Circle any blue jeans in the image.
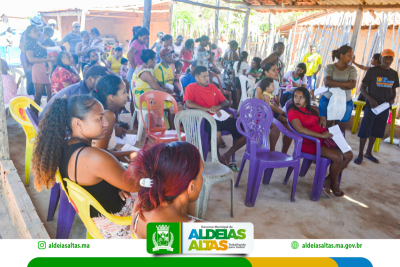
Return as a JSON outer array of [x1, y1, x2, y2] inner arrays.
[[22, 63, 35, 95], [306, 75, 316, 90], [319, 95, 353, 122]]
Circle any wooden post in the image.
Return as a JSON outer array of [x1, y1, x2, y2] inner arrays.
[[81, 9, 86, 31], [143, 0, 152, 47], [240, 8, 250, 52], [215, 0, 220, 43], [57, 14, 62, 38], [170, 2, 174, 35], [0, 61, 10, 160], [350, 8, 363, 51]]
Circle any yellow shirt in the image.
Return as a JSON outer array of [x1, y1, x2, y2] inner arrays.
[[302, 53, 322, 76], [107, 55, 122, 74], [261, 91, 274, 106], [153, 63, 174, 85]]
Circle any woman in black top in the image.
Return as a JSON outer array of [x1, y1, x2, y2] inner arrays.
[[32, 95, 140, 238], [24, 25, 56, 114]]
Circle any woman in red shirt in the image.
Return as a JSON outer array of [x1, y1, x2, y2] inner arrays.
[[288, 87, 353, 198], [50, 52, 80, 95]]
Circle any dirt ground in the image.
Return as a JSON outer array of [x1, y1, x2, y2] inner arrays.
[[4, 97, 400, 239]]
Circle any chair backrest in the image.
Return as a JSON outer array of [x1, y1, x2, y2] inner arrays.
[[174, 109, 219, 163], [63, 178, 132, 239], [9, 96, 42, 142], [237, 98, 273, 150], [24, 107, 40, 132], [139, 90, 179, 134], [179, 74, 185, 95], [0, 46, 6, 58], [238, 75, 254, 111]]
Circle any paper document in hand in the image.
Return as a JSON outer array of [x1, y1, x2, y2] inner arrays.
[[314, 86, 328, 96], [328, 125, 351, 153], [213, 110, 230, 121], [116, 134, 137, 146], [372, 102, 390, 115], [121, 143, 140, 152], [165, 83, 174, 90]]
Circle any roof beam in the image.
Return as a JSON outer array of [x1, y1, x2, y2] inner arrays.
[[173, 0, 247, 13], [40, 11, 82, 16], [236, 4, 400, 11], [221, 0, 248, 4]]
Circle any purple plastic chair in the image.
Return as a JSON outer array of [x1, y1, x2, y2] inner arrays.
[[284, 100, 342, 201], [235, 99, 303, 207], [201, 108, 238, 162], [24, 107, 76, 238]]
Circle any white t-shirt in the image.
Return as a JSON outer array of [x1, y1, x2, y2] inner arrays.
[[233, 61, 250, 76], [284, 71, 307, 87], [173, 43, 183, 56]]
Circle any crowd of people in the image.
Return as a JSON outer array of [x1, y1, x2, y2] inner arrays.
[[2, 17, 398, 240]]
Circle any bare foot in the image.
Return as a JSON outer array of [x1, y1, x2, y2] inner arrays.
[[218, 153, 230, 167]]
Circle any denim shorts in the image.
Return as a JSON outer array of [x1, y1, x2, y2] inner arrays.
[[318, 95, 353, 122]]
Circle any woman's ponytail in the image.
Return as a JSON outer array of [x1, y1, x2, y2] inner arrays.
[[237, 51, 248, 73], [32, 98, 68, 191]]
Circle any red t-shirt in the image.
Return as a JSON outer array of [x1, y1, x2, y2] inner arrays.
[[183, 83, 226, 113], [288, 107, 327, 155], [50, 66, 79, 94]]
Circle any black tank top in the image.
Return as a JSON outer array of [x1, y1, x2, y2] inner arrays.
[[59, 142, 125, 218]]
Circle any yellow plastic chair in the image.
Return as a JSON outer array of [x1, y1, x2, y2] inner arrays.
[[63, 178, 133, 239], [351, 99, 366, 134], [9, 96, 42, 185], [374, 104, 398, 152]]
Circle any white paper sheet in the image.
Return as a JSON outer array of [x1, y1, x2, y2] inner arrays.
[[328, 125, 352, 153], [47, 46, 62, 55], [116, 134, 137, 146], [213, 109, 230, 121], [121, 143, 141, 152], [314, 86, 329, 96], [165, 83, 174, 90], [372, 102, 390, 115]]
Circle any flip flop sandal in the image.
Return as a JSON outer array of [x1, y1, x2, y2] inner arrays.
[[322, 186, 332, 198], [229, 163, 239, 172], [353, 158, 363, 165], [364, 156, 379, 164]]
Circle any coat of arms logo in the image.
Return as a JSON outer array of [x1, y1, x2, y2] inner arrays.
[[152, 225, 174, 251]]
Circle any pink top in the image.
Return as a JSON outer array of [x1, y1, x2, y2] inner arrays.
[[129, 39, 147, 68], [2, 74, 18, 104], [182, 48, 193, 73]]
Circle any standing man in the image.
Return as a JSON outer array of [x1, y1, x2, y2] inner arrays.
[[19, 16, 45, 95], [47, 19, 61, 44], [302, 44, 322, 101], [354, 49, 399, 165], [59, 22, 82, 54], [219, 34, 228, 53]]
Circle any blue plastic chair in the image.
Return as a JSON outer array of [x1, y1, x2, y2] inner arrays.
[[235, 98, 303, 207], [284, 100, 342, 201], [0, 46, 6, 58]]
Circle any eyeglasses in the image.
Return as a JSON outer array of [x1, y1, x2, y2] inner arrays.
[[74, 26, 81, 28]]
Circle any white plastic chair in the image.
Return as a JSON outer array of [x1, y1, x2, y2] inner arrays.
[[174, 109, 234, 220], [238, 75, 254, 112], [9, 67, 27, 95], [131, 96, 148, 141]]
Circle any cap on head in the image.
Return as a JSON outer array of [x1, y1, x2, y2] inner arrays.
[[381, 49, 395, 58], [48, 19, 56, 25], [160, 46, 174, 57]]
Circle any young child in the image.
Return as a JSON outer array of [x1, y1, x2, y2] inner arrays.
[[255, 77, 276, 106], [90, 27, 105, 55], [40, 27, 57, 74], [247, 57, 264, 83], [120, 57, 129, 79], [174, 61, 184, 95], [82, 49, 100, 77], [60, 46, 67, 52]]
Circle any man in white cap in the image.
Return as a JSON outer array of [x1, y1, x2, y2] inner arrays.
[[19, 16, 45, 95], [47, 19, 61, 43], [59, 21, 82, 54]]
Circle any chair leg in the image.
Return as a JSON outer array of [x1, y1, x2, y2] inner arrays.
[[249, 166, 266, 207], [291, 163, 300, 202], [56, 190, 76, 239], [374, 138, 381, 152], [47, 183, 61, 221], [25, 141, 33, 185], [245, 161, 258, 207], [86, 231, 94, 239], [230, 178, 234, 218], [235, 159, 247, 187], [299, 159, 312, 177], [310, 160, 330, 201], [194, 182, 212, 220], [283, 167, 294, 185], [262, 168, 274, 185]]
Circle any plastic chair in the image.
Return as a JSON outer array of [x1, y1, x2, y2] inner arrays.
[[63, 178, 133, 239], [139, 91, 185, 145], [238, 75, 254, 111], [131, 96, 148, 141], [374, 105, 397, 152], [284, 100, 343, 201], [235, 99, 303, 207], [179, 74, 185, 95], [351, 99, 366, 134], [174, 109, 234, 219], [9, 96, 42, 185], [24, 107, 39, 132], [200, 108, 238, 162], [8, 67, 27, 95], [0, 46, 6, 58]]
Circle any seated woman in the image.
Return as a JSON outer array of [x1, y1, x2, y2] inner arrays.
[[128, 142, 204, 239], [83, 49, 101, 77], [91, 75, 138, 163], [288, 87, 353, 197], [106, 46, 124, 76], [31, 95, 140, 238], [255, 77, 292, 154], [281, 62, 307, 106], [132, 49, 178, 130], [50, 52, 80, 95]]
